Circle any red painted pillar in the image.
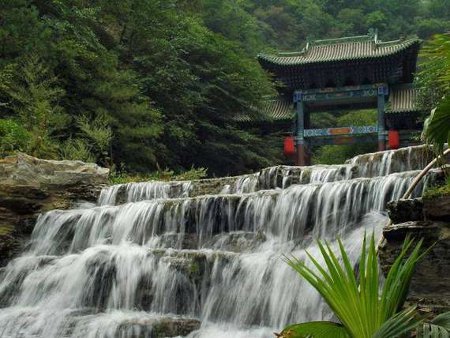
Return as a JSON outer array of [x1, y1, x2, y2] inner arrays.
[[284, 136, 296, 157], [388, 130, 400, 149]]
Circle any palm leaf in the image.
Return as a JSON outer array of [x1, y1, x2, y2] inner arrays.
[[275, 321, 350, 338], [283, 233, 426, 338], [417, 311, 450, 338], [431, 312, 450, 331], [418, 323, 449, 338], [423, 96, 450, 154], [373, 307, 421, 338]]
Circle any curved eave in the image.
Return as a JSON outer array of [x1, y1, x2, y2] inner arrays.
[[257, 39, 421, 69], [387, 85, 422, 114]]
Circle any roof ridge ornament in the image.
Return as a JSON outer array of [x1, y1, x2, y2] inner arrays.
[[305, 37, 311, 52], [368, 28, 378, 43], [257, 34, 420, 65]]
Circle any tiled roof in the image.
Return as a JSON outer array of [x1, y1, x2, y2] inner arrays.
[[258, 34, 420, 66], [235, 98, 293, 122], [236, 85, 421, 123], [262, 98, 293, 120], [387, 85, 419, 113]]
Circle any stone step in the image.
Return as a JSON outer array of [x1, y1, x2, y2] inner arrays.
[[32, 170, 426, 257], [99, 145, 434, 206]]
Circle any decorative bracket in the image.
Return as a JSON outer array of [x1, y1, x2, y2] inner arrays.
[[293, 91, 303, 103]]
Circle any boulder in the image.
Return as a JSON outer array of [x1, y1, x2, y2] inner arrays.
[[387, 198, 424, 224], [424, 194, 450, 221], [0, 153, 109, 266], [151, 317, 201, 337], [379, 197, 450, 315], [118, 317, 200, 338], [0, 153, 108, 187]]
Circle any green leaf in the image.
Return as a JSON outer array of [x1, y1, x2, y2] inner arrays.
[[417, 311, 450, 338], [418, 323, 449, 338], [423, 96, 450, 154], [276, 321, 351, 338], [373, 307, 421, 338], [284, 233, 426, 338], [431, 311, 450, 331]]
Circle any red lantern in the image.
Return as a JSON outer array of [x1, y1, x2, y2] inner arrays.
[[284, 136, 296, 156], [388, 130, 400, 149]]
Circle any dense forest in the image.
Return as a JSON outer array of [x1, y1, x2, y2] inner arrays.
[[1, 0, 449, 176]]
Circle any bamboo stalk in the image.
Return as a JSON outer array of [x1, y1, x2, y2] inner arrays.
[[400, 148, 450, 200], [378, 147, 450, 248]]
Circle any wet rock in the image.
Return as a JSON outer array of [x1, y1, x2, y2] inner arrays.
[[151, 248, 235, 280], [423, 194, 450, 221], [140, 248, 236, 313], [152, 317, 200, 337], [118, 317, 200, 338], [204, 231, 267, 252], [387, 198, 424, 224], [0, 225, 21, 267], [190, 176, 241, 196], [0, 153, 109, 266], [380, 197, 450, 315], [382, 221, 439, 242]]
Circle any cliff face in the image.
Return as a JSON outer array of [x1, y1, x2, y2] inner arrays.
[[379, 193, 450, 315], [0, 153, 109, 266]]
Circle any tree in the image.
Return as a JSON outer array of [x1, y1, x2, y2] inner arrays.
[[1, 0, 449, 174], [0, 55, 68, 158]]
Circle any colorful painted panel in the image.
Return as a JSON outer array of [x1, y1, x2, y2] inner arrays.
[[304, 125, 378, 137]]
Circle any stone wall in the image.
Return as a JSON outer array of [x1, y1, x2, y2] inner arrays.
[[379, 191, 450, 315], [0, 153, 109, 265]]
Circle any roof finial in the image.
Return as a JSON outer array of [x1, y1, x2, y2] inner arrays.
[[305, 36, 311, 51], [368, 28, 378, 42]]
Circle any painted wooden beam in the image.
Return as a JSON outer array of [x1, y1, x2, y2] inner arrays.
[[304, 125, 378, 138]]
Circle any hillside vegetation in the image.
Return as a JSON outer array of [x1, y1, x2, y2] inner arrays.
[[1, 0, 449, 176]]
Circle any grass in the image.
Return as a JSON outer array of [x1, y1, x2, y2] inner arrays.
[[109, 167, 208, 185], [423, 176, 450, 199], [0, 225, 14, 236]]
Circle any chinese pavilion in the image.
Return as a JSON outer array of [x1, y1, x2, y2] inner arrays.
[[256, 30, 422, 165]]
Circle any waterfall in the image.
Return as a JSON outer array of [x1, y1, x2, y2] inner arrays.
[[0, 147, 431, 338]]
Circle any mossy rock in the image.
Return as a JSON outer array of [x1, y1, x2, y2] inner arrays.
[[151, 318, 200, 338]]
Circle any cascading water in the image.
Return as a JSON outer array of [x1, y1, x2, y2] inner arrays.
[[0, 146, 431, 338]]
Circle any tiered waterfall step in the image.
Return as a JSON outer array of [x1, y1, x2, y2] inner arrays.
[[99, 145, 433, 207], [0, 145, 440, 338], [30, 170, 427, 258]]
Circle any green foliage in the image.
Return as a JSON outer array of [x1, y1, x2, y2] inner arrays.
[[0, 55, 68, 158], [423, 98, 450, 154], [0, 119, 30, 155], [417, 34, 450, 112], [423, 176, 450, 199], [1, 0, 449, 175], [277, 321, 350, 338], [418, 33, 450, 156], [59, 138, 95, 163], [0, 0, 279, 176], [278, 234, 426, 338], [417, 311, 450, 338], [109, 167, 208, 185], [76, 113, 112, 166]]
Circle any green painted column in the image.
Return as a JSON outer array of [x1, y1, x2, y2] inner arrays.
[[294, 91, 307, 166], [377, 85, 387, 151]]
